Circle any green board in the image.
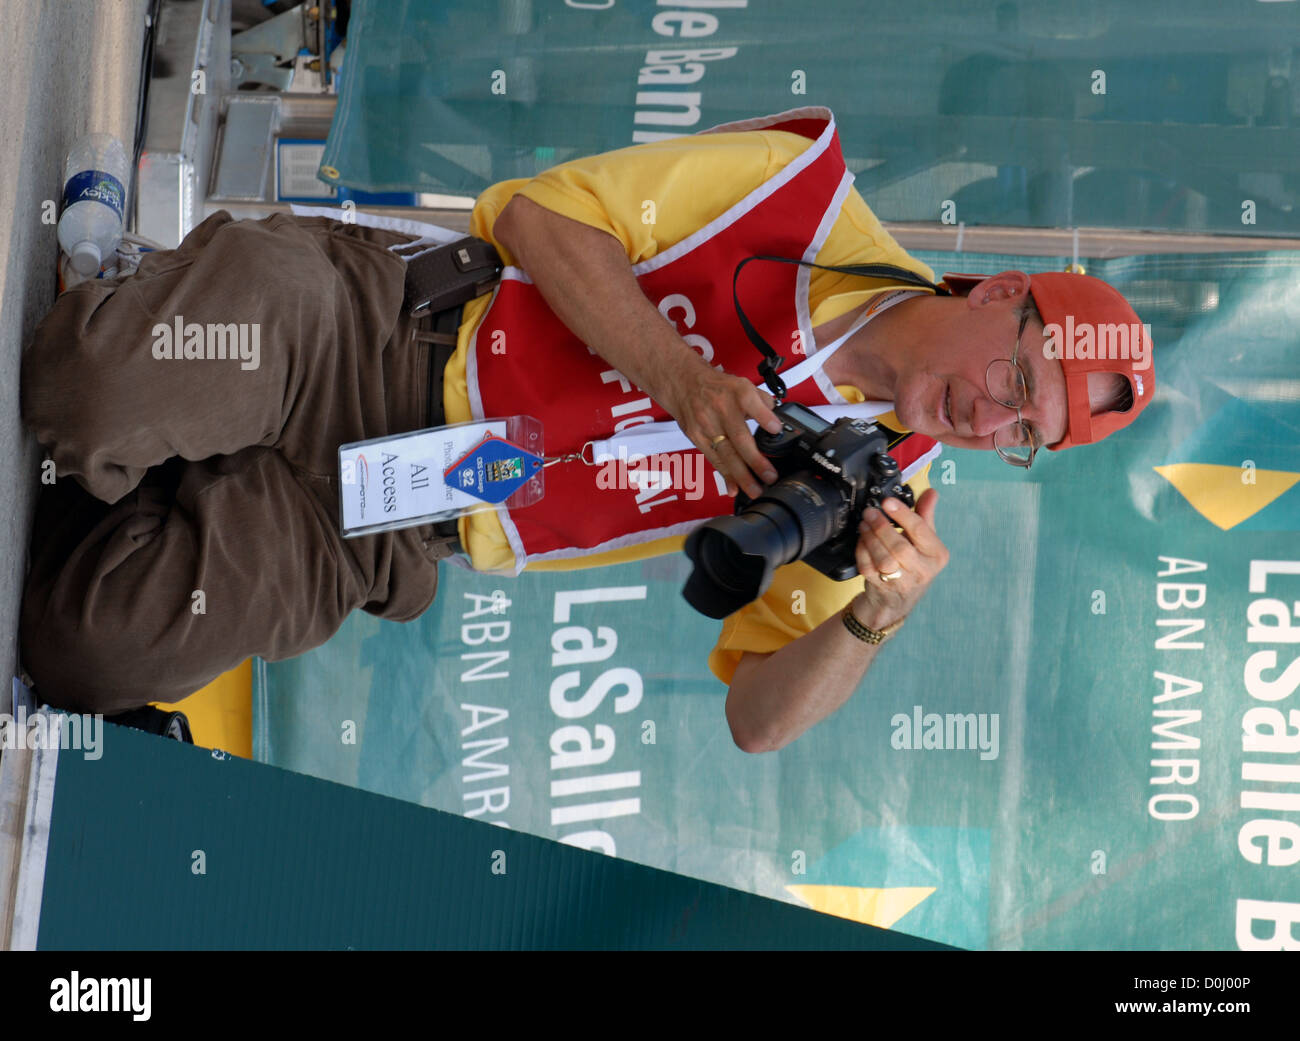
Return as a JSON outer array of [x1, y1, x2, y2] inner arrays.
[[36, 723, 948, 950]]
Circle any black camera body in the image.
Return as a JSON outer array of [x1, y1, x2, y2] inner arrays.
[[682, 401, 915, 618], [742, 401, 915, 580]]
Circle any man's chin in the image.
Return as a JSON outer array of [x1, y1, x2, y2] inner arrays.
[[895, 403, 937, 439]]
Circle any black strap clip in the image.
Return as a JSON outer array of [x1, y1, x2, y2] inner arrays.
[[756, 355, 788, 401]]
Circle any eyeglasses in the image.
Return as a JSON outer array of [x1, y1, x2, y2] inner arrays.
[[983, 307, 1041, 469]]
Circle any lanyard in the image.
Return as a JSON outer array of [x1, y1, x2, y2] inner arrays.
[[731, 254, 949, 398], [548, 288, 922, 467]]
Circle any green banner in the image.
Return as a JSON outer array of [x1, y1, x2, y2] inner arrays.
[[256, 248, 1300, 950], [323, 0, 1300, 238]]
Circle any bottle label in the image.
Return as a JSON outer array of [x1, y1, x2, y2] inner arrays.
[[62, 169, 125, 221]]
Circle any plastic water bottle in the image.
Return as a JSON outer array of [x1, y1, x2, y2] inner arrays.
[[58, 133, 130, 276]]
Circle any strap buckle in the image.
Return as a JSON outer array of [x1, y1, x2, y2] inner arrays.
[[757, 356, 787, 401]]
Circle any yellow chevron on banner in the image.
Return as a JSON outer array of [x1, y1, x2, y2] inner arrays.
[[1154, 464, 1300, 531], [785, 884, 935, 929]]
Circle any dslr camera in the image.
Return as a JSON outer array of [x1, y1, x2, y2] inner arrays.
[[683, 401, 915, 618]]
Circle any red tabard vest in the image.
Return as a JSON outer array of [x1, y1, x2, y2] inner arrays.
[[467, 107, 936, 566]]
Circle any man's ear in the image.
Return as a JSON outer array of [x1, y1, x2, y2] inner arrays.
[[967, 270, 1032, 308]]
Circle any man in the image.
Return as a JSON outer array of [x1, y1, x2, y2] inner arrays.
[[19, 107, 1153, 752]]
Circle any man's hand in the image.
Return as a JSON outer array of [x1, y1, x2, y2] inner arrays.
[[725, 487, 947, 752], [661, 359, 784, 499], [851, 488, 948, 629]]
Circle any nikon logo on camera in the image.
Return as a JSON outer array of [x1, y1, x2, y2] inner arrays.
[[812, 452, 842, 474]]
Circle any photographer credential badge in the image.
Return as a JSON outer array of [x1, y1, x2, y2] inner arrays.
[[446, 434, 543, 504], [338, 418, 544, 538]]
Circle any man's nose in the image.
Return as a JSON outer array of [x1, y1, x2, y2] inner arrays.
[[974, 395, 1020, 438]]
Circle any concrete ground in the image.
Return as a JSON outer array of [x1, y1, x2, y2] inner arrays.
[[0, 0, 151, 691]]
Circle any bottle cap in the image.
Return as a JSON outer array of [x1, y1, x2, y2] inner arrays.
[[70, 241, 102, 276]]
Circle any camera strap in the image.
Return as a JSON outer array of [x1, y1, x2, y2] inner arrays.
[[732, 256, 950, 399]]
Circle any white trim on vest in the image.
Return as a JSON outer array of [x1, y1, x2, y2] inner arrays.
[[288, 203, 463, 249], [630, 113, 837, 279], [803, 169, 856, 405], [903, 440, 944, 484]]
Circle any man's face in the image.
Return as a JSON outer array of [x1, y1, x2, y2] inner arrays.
[[891, 275, 1069, 453]]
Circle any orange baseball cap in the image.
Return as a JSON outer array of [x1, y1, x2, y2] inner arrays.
[[940, 270, 1155, 449]]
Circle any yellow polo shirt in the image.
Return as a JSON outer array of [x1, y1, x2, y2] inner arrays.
[[441, 128, 937, 685]]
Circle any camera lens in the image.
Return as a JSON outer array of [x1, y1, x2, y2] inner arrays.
[[761, 475, 840, 550], [683, 473, 843, 617]]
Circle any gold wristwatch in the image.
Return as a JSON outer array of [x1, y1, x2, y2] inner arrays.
[[841, 603, 906, 645]]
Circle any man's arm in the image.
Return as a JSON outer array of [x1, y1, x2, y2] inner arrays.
[[725, 608, 886, 754], [492, 194, 782, 499], [725, 490, 948, 753], [494, 194, 948, 753]]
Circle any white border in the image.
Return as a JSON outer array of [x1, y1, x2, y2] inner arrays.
[[9, 713, 61, 950]]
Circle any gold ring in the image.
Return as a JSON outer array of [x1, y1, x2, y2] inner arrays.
[[710, 434, 729, 447], [878, 569, 903, 582]]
